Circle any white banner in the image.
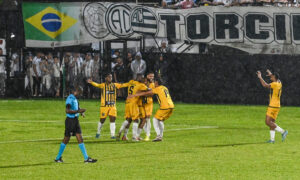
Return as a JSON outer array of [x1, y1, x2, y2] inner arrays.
[[23, 2, 300, 54]]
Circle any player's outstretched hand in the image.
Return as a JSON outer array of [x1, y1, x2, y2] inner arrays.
[[81, 112, 85, 118], [78, 109, 86, 113], [256, 71, 262, 78], [266, 69, 272, 76], [87, 79, 92, 84]]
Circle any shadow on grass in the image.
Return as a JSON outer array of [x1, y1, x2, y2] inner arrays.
[[199, 142, 266, 148], [0, 162, 55, 169], [49, 140, 141, 145]]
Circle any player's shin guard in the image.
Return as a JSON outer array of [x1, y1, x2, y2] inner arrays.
[[137, 128, 143, 138], [158, 120, 164, 137], [97, 122, 103, 134], [119, 121, 129, 133], [78, 143, 89, 161], [132, 122, 138, 138], [110, 122, 116, 137], [153, 117, 160, 137], [146, 118, 151, 137], [124, 128, 129, 137], [55, 142, 66, 160]]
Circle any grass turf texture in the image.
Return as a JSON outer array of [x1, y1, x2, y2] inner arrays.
[[0, 99, 298, 179]]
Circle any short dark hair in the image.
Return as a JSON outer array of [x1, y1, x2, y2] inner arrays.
[[147, 71, 154, 75], [105, 73, 112, 78], [274, 72, 280, 80]]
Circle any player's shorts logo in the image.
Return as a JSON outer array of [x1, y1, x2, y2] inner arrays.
[[83, 2, 109, 39], [131, 7, 158, 36], [25, 7, 77, 39], [106, 4, 133, 37]]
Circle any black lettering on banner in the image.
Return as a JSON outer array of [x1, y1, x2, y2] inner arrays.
[[274, 14, 291, 44], [245, 13, 274, 43], [215, 14, 239, 39], [275, 15, 286, 40], [292, 14, 300, 44], [186, 14, 209, 40], [160, 15, 180, 40]]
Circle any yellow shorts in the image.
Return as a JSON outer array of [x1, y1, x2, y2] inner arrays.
[[139, 106, 146, 119], [144, 103, 153, 117], [100, 106, 117, 119], [124, 103, 139, 120], [266, 107, 280, 120], [154, 109, 174, 121]]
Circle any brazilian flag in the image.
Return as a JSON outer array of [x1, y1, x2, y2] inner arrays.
[[22, 2, 79, 46]]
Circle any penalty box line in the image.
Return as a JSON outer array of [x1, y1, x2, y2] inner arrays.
[[0, 126, 218, 144]]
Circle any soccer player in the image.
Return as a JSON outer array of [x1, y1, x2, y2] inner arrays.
[[117, 74, 148, 141], [140, 72, 155, 141], [54, 87, 97, 163], [256, 69, 288, 143], [87, 73, 126, 139], [128, 78, 174, 142]]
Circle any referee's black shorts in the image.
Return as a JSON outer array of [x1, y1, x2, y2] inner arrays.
[[65, 117, 82, 137]]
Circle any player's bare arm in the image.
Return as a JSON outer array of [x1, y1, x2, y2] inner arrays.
[[66, 105, 86, 114], [128, 90, 154, 99], [257, 71, 271, 88]]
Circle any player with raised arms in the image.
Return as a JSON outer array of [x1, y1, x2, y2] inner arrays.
[[54, 87, 97, 163], [256, 69, 288, 143], [128, 78, 174, 142], [87, 73, 127, 139]]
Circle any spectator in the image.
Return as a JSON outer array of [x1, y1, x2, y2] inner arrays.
[[83, 53, 94, 98], [62, 53, 72, 95], [25, 53, 33, 96], [131, 52, 146, 79], [92, 54, 101, 98], [154, 54, 169, 85], [10, 53, 22, 98], [174, 0, 195, 8], [113, 57, 126, 83], [159, 40, 171, 53], [46, 53, 54, 64], [53, 56, 60, 97], [41, 57, 53, 96], [0, 48, 6, 96], [126, 52, 134, 80], [32, 52, 42, 96], [111, 54, 118, 70], [239, 0, 254, 6], [70, 53, 82, 91]]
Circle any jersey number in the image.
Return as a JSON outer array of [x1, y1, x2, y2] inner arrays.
[[129, 86, 134, 95]]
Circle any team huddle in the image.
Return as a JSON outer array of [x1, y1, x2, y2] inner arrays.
[[54, 72, 174, 163], [88, 72, 174, 142]]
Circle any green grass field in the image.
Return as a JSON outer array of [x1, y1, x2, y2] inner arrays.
[[0, 99, 299, 179]]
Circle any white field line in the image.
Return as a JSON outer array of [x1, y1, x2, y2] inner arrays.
[[0, 120, 213, 127], [0, 126, 218, 144]]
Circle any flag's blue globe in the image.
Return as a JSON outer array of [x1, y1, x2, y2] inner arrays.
[[41, 13, 62, 32]]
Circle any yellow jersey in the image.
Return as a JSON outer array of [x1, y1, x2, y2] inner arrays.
[[152, 85, 174, 109], [90, 82, 124, 107], [269, 81, 282, 108], [123, 80, 148, 104], [140, 82, 155, 106]]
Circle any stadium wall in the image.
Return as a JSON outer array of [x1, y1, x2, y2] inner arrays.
[[144, 53, 300, 106]]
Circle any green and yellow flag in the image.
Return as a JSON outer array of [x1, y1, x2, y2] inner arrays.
[[22, 2, 80, 47]]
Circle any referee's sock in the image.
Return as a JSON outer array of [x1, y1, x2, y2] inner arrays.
[[55, 142, 66, 160], [78, 143, 89, 160]]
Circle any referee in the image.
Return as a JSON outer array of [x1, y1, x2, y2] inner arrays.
[[54, 87, 97, 163]]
